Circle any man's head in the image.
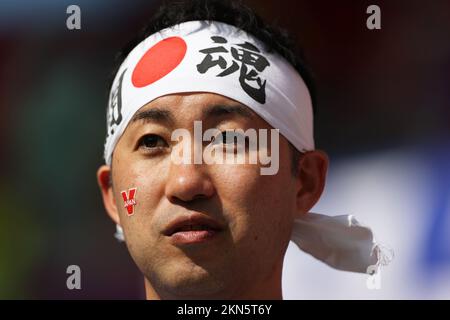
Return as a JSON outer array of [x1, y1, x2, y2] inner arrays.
[[97, 0, 328, 299]]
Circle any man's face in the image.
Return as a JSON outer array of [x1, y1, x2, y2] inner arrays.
[[108, 92, 301, 298]]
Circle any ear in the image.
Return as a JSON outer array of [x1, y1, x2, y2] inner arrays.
[[294, 150, 329, 218], [97, 165, 121, 226]]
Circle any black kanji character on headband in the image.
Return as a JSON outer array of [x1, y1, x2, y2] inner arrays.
[[107, 69, 126, 137], [196, 36, 270, 104]]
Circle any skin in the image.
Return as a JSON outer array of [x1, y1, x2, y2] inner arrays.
[[97, 92, 328, 299]]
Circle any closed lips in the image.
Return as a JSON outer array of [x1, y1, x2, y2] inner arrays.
[[163, 215, 224, 236]]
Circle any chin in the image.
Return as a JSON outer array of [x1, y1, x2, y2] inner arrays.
[[154, 263, 229, 299]]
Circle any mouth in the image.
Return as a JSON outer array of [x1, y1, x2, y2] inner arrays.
[[163, 214, 224, 245]]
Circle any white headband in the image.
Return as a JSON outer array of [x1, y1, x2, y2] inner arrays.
[[104, 20, 314, 165], [106, 20, 392, 275]]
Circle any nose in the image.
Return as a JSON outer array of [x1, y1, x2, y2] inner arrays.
[[165, 162, 216, 203]]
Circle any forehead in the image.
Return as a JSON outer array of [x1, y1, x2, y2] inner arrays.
[[128, 92, 262, 127]]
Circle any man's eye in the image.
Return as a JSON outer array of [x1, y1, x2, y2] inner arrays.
[[212, 131, 237, 145], [212, 131, 249, 147], [222, 131, 237, 145], [138, 134, 168, 149]]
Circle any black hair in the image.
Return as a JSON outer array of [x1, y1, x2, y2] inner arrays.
[[108, 0, 314, 177]]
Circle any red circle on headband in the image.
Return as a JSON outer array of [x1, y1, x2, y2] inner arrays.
[[132, 36, 187, 88]]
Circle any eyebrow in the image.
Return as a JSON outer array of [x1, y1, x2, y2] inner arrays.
[[202, 104, 254, 120], [131, 108, 175, 126]]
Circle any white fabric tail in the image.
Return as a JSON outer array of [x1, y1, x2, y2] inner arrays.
[[291, 212, 393, 273]]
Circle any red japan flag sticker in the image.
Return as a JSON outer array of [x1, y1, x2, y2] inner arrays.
[[132, 36, 187, 87], [121, 187, 137, 216]]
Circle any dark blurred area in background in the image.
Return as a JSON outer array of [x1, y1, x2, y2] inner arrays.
[[0, 0, 449, 299]]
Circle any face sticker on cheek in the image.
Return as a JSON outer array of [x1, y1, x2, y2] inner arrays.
[[121, 187, 137, 216]]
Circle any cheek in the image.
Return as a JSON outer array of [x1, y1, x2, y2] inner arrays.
[[113, 160, 172, 273], [211, 162, 295, 243], [113, 158, 169, 238]]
